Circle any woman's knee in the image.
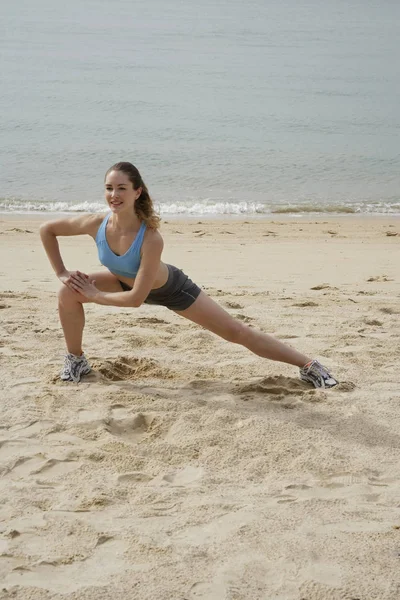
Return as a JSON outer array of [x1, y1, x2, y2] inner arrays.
[[58, 283, 86, 305], [222, 321, 248, 344]]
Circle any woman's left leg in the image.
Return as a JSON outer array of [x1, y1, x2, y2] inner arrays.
[[175, 291, 310, 368]]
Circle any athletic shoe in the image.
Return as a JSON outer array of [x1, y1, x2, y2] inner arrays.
[[60, 353, 91, 383], [300, 359, 338, 389]]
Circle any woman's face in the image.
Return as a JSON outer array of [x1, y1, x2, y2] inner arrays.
[[104, 170, 142, 214]]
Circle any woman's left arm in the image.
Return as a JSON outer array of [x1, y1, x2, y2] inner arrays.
[[69, 231, 164, 307]]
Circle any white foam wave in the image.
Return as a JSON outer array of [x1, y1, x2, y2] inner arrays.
[[0, 198, 399, 216], [157, 201, 267, 215], [0, 200, 106, 214]]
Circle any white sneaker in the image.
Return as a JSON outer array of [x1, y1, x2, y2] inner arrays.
[[300, 359, 338, 389], [60, 353, 91, 383]]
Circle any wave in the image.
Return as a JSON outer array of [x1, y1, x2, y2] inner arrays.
[[272, 204, 357, 214], [0, 200, 106, 214], [0, 198, 399, 216]]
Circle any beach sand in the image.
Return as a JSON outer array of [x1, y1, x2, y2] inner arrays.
[[0, 214, 399, 600]]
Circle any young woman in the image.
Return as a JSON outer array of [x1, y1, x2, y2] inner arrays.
[[40, 162, 338, 388]]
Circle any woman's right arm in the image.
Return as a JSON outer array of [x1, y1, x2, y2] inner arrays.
[[39, 213, 102, 285]]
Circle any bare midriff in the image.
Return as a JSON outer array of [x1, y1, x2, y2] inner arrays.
[[115, 260, 170, 291]]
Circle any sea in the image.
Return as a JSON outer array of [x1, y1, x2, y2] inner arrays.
[[1, 0, 399, 217]]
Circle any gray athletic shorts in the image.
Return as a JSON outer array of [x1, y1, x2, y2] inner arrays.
[[119, 264, 202, 311]]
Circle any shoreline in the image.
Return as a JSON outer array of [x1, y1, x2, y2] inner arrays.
[[1, 211, 400, 224]]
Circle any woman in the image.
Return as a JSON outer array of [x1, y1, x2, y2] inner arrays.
[[40, 162, 338, 388]]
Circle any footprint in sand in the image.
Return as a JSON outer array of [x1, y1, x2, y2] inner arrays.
[[31, 458, 81, 478], [143, 499, 180, 516], [92, 355, 173, 382], [116, 471, 153, 483], [238, 379, 330, 406], [10, 377, 41, 389], [172, 507, 255, 547], [187, 581, 227, 599], [4, 455, 45, 477], [233, 313, 254, 323], [105, 412, 156, 443], [6, 455, 81, 479], [272, 472, 394, 509], [4, 537, 130, 594], [0, 439, 35, 462], [77, 408, 105, 428], [237, 375, 307, 398], [161, 465, 204, 487], [108, 403, 129, 416], [10, 420, 55, 437], [323, 471, 394, 489], [224, 300, 244, 309], [322, 472, 373, 488]]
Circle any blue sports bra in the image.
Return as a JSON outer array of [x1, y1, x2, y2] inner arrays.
[[95, 213, 147, 279]]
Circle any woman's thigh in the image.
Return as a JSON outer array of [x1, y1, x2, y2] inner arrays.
[[174, 290, 244, 341], [59, 271, 123, 303], [87, 271, 124, 293]]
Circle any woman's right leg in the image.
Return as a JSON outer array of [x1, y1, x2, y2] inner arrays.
[[58, 271, 123, 356]]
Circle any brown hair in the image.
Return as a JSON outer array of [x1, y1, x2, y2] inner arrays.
[[105, 162, 160, 229]]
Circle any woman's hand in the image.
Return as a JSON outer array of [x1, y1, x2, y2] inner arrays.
[[58, 270, 89, 292], [68, 271, 101, 301]]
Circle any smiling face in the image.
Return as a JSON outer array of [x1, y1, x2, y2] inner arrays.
[[104, 170, 142, 214]]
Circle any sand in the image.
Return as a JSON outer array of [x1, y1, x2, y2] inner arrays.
[[0, 214, 399, 600]]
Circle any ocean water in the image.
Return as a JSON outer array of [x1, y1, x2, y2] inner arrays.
[[1, 0, 399, 216]]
